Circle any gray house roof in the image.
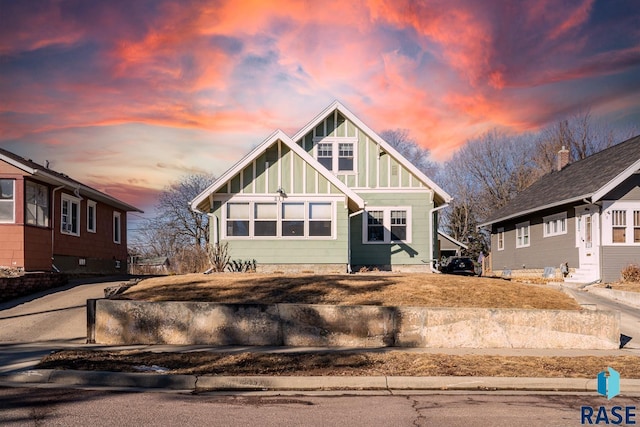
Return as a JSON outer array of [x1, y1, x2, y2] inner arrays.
[[479, 134, 640, 227]]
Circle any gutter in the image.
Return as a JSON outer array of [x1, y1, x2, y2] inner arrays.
[[51, 185, 65, 272]]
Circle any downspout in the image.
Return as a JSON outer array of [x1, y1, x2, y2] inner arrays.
[[429, 203, 449, 273], [347, 209, 364, 274], [51, 185, 65, 272]]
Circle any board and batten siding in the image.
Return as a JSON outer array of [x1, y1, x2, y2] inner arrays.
[[491, 208, 579, 271], [350, 191, 433, 267], [295, 111, 425, 191]]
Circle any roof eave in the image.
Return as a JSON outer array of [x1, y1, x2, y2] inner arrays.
[[477, 194, 592, 228]]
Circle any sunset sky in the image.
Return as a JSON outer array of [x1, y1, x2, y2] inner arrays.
[[1, 0, 640, 226]]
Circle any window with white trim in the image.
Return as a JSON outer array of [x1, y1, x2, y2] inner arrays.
[[0, 179, 14, 223], [612, 210, 626, 243], [516, 222, 530, 248], [87, 200, 97, 233], [61, 194, 80, 236], [635, 211, 640, 243], [224, 200, 334, 239], [113, 211, 121, 244], [363, 207, 411, 244], [543, 212, 567, 237], [314, 138, 357, 173], [496, 227, 504, 251], [26, 181, 49, 227]]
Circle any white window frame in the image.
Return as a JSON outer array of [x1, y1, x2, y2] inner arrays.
[[362, 207, 412, 244], [602, 201, 640, 245], [313, 137, 358, 174], [113, 211, 121, 244], [496, 227, 504, 251], [87, 200, 97, 233], [222, 198, 337, 240], [0, 179, 15, 224], [25, 180, 50, 228], [543, 212, 567, 237], [515, 221, 530, 248], [61, 194, 80, 236]]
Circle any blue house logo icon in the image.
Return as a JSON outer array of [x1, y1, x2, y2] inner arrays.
[[597, 367, 620, 399]]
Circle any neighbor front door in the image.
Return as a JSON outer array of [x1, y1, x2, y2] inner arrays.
[[575, 205, 600, 280]]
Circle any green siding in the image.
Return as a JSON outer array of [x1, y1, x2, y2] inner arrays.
[[293, 154, 304, 194], [220, 201, 349, 264], [390, 158, 400, 187], [350, 192, 434, 266], [347, 119, 356, 137], [242, 164, 253, 193], [326, 114, 336, 136], [379, 152, 389, 188], [336, 113, 346, 137], [281, 145, 291, 193], [255, 154, 266, 193], [401, 168, 411, 187], [367, 135, 377, 188]]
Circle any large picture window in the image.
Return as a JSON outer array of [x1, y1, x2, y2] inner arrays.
[[61, 194, 80, 236], [0, 179, 14, 223], [26, 181, 50, 227], [363, 207, 411, 244], [224, 200, 334, 239]]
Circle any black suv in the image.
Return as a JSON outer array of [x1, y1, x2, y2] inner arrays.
[[440, 256, 477, 276]]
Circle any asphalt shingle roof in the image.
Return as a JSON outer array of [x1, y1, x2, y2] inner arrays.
[[481, 134, 640, 225]]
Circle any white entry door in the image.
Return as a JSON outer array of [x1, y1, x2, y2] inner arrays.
[[575, 205, 600, 279]]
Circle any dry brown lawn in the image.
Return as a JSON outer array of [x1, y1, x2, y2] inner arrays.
[[38, 350, 640, 378], [118, 273, 581, 310]]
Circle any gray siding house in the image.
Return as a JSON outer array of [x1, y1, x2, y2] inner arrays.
[[191, 101, 451, 273], [479, 135, 640, 283]]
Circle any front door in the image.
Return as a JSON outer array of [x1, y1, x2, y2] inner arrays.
[[575, 205, 600, 280]]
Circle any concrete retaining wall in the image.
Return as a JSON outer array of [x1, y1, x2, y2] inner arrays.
[[92, 300, 620, 349], [587, 287, 640, 309]]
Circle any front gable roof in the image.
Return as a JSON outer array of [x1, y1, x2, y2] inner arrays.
[[291, 101, 452, 205], [190, 129, 366, 212], [0, 147, 143, 213], [479, 134, 640, 227]]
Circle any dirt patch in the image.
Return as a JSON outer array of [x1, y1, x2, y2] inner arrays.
[[118, 273, 581, 310], [38, 350, 640, 378]]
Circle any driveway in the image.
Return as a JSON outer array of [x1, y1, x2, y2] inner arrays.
[[0, 276, 131, 373]]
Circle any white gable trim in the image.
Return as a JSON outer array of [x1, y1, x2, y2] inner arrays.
[[190, 129, 365, 212], [291, 101, 452, 204], [0, 153, 37, 174], [592, 159, 640, 202]]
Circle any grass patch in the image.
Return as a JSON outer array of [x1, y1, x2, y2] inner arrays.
[[38, 350, 640, 378], [118, 273, 581, 310]]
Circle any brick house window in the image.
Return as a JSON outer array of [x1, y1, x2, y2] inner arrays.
[[61, 194, 80, 236], [0, 179, 15, 223], [87, 200, 97, 233], [113, 211, 121, 244], [26, 181, 49, 227]]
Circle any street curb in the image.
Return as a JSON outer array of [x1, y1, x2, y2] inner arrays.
[[3, 370, 640, 393]]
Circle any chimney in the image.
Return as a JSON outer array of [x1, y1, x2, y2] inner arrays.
[[557, 146, 570, 171]]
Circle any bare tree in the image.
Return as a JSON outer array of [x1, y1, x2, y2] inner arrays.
[[129, 173, 216, 272], [380, 129, 440, 178]]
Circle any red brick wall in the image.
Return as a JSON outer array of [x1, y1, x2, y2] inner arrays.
[[0, 224, 25, 269], [24, 226, 53, 270], [0, 272, 68, 302]]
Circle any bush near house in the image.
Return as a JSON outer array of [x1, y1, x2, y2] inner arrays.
[[621, 264, 640, 283]]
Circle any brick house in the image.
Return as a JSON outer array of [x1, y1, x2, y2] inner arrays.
[[0, 148, 142, 274]]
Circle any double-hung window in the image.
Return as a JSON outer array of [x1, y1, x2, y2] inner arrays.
[[254, 203, 277, 236], [612, 210, 626, 243], [61, 194, 80, 236], [543, 212, 567, 237], [227, 203, 250, 237], [87, 200, 97, 233], [0, 179, 14, 223], [516, 222, 530, 248], [635, 211, 640, 243], [309, 202, 332, 236], [496, 227, 504, 251], [282, 203, 304, 237], [314, 138, 357, 173], [363, 208, 411, 244], [26, 181, 50, 227]]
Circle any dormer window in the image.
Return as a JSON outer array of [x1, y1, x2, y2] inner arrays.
[[314, 137, 357, 174]]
